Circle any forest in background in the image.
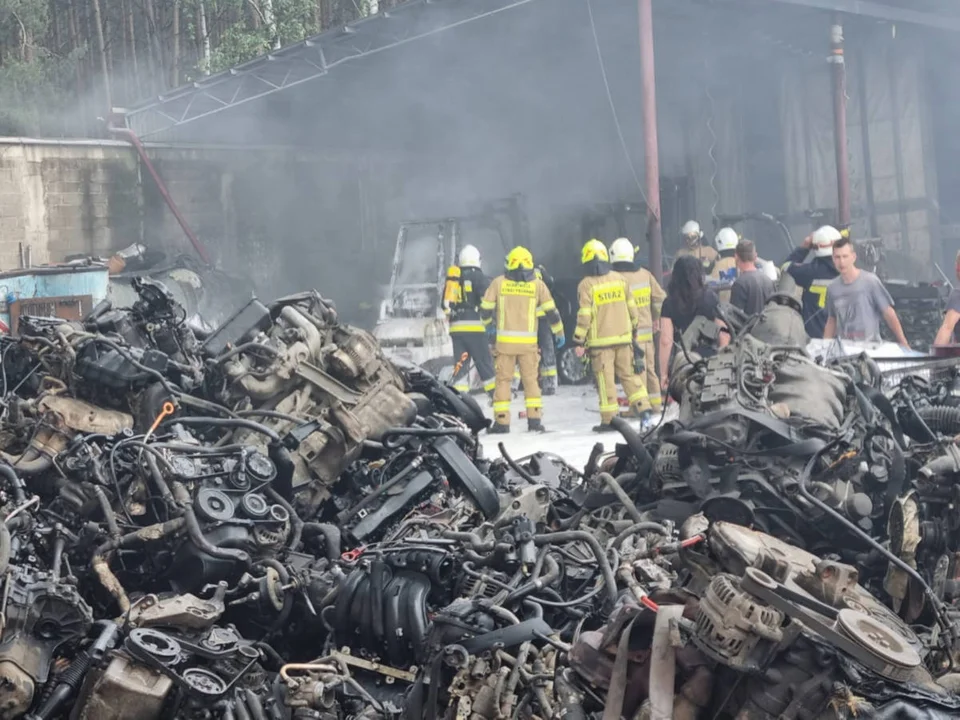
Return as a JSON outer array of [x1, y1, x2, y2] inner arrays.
[[0, 0, 399, 136]]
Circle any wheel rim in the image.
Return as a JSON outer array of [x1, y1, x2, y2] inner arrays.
[[560, 349, 588, 384]]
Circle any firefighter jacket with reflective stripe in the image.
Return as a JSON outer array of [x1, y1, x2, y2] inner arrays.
[[480, 270, 562, 351], [445, 266, 490, 333], [612, 264, 665, 340], [573, 271, 639, 348], [677, 244, 719, 274], [783, 247, 839, 339], [709, 254, 738, 303]]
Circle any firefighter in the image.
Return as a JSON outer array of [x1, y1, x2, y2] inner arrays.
[[676, 220, 718, 274], [535, 265, 559, 395], [443, 245, 496, 396], [710, 227, 739, 303], [609, 237, 665, 417], [574, 239, 650, 433], [481, 246, 564, 434], [781, 225, 841, 338]]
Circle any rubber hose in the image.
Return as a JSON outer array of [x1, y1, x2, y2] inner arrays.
[[533, 531, 617, 607], [503, 555, 561, 605], [0, 463, 25, 503], [161, 416, 281, 442], [0, 522, 11, 576], [381, 427, 475, 449], [611, 522, 671, 550], [441, 530, 495, 552], [609, 416, 653, 478], [498, 442, 537, 485], [596, 472, 643, 523], [302, 522, 342, 560], [176, 484, 251, 567], [0, 449, 52, 476], [910, 406, 960, 441], [91, 486, 121, 539], [144, 454, 176, 510]]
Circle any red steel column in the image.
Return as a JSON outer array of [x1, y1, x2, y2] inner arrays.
[[639, 0, 663, 281], [830, 18, 851, 228]]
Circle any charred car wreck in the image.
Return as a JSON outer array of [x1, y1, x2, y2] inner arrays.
[[0, 280, 959, 718]]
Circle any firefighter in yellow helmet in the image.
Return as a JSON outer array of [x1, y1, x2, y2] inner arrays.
[[574, 240, 650, 433], [480, 247, 565, 433], [609, 238, 665, 415]]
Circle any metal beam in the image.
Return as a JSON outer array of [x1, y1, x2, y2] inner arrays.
[[123, 0, 545, 139], [768, 0, 960, 31], [639, 0, 663, 281]]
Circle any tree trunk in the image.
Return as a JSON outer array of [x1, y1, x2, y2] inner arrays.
[[143, 0, 161, 95], [262, 0, 279, 49], [198, 0, 210, 74], [51, 0, 62, 53], [171, 0, 180, 87], [91, 0, 112, 110], [68, 0, 82, 93], [128, 0, 141, 97]]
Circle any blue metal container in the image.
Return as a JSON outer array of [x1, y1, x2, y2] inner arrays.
[[0, 263, 110, 331]]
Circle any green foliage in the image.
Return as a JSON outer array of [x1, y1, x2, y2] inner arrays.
[[0, 47, 84, 135], [0, 0, 376, 136]]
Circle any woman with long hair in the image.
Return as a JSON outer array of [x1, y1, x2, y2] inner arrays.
[[657, 255, 729, 392]]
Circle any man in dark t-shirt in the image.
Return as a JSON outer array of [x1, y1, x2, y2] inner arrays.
[[730, 240, 775, 315]]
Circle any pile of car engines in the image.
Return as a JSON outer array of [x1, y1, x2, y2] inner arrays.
[[3, 278, 960, 719]]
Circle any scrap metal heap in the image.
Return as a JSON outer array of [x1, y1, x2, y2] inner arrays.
[[3, 280, 960, 718]]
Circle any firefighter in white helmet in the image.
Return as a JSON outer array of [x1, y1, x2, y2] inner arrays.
[[781, 225, 841, 338], [609, 237, 665, 416], [709, 227, 739, 303], [443, 244, 496, 396], [676, 220, 718, 273]]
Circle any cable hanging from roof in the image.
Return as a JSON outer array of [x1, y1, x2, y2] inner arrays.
[[585, 0, 650, 212]]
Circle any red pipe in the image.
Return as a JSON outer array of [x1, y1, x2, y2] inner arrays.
[[830, 19, 851, 229], [639, 0, 663, 282], [107, 122, 212, 265]]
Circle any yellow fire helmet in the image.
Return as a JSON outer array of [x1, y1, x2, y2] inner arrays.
[[446, 265, 461, 278], [505, 246, 534, 271], [581, 238, 609, 264]]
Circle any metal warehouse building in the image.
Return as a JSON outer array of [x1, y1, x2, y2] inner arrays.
[[120, 0, 960, 308]]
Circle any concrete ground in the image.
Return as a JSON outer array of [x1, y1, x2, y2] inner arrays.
[[477, 385, 676, 470]]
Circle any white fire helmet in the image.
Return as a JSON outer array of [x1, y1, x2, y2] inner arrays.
[[609, 237, 635, 264], [714, 227, 739, 253], [681, 220, 703, 245], [811, 225, 841, 258], [459, 244, 481, 268], [757, 258, 779, 282]]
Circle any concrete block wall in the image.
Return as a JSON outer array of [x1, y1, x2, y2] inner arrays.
[[0, 140, 386, 303]]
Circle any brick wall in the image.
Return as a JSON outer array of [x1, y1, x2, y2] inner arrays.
[[0, 140, 392, 301]]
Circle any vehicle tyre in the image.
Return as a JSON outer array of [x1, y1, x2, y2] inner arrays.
[[557, 347, 590, 386]]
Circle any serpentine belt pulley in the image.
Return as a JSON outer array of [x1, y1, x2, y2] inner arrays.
[[740, 567, 921, 681]]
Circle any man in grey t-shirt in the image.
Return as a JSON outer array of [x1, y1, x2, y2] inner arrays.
[[730, 239, 775, 315], [823, 237, 910, 347]]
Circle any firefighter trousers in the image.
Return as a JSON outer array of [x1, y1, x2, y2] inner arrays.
[[637, 340, 661, 409], [493, 349, 541, 427], [451, 332, 496, 394], [537, 321, 557, 385], [518, 322, 557, 394], [591, 345, 650, 424]]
